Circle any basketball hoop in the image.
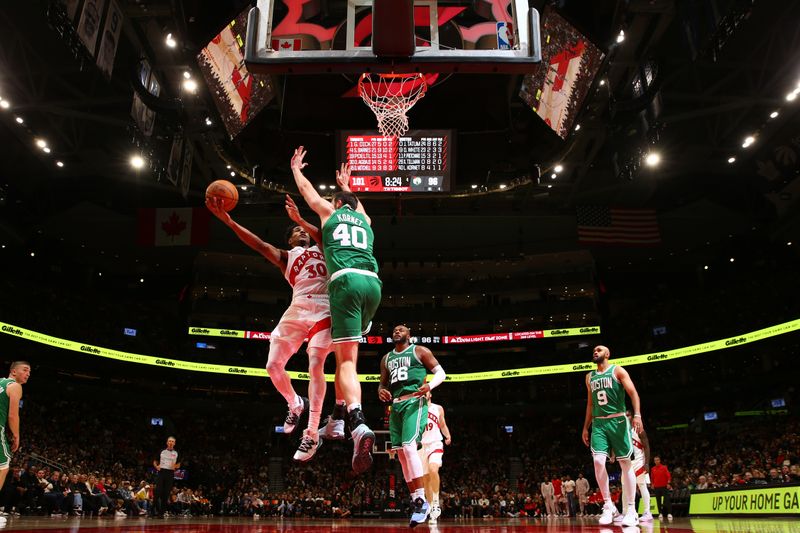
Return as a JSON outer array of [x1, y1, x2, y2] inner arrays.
[[358, 73, 428, 138]]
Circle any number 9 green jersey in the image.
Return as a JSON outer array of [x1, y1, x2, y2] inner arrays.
[[589, 365, 626, 417], [322, 205, 379, 278]]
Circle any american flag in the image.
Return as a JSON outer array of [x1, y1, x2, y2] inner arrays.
[[576, 206, 660, 245]]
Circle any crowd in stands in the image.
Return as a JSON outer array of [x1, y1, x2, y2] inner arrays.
[[2, 385, 797, 520]]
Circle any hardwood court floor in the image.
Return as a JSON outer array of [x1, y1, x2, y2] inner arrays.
[[0, 516, 795, 532]]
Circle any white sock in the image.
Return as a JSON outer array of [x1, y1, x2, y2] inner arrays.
[[412, 488, 426, 501], [291, 394, 303, 411], [347, 402, 361, 412], [433, 491, 439, 506]]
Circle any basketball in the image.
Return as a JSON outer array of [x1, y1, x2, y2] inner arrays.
[[206, 180, 239, 212]]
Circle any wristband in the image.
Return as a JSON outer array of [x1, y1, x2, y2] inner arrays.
[[633, 414, 642, 418]]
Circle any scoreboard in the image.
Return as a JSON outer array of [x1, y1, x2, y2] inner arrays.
[[338, 130, 453, 192]]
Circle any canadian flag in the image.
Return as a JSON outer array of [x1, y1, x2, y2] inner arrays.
[[271, 38, 302, 51], [137, 208, 210, 246]]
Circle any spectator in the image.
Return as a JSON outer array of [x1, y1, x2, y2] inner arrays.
[[575, 473, 590, 516], [651, 456, 673, 521]]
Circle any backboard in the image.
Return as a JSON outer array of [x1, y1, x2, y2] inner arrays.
[[244, 0, 541, 74]]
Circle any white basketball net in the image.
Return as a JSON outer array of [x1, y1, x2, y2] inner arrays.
[[358, 73, 428, 137]]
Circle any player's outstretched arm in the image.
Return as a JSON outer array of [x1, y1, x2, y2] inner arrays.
[[615, 366, 643, 433], [336, 162, 371, 226], [291, 146, 334, 223], [415, 346, 445, 395], [285, 195, 323, 247], [206, 197, 287, 270], [378, 354, 392, 402], [581, 373, 592, 447]]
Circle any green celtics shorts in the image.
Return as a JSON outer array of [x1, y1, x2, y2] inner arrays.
[[0, 427, 10, 469], [389, 397, 428, 449], [328, 272, 382, 344], [591, 416, 632, 459]]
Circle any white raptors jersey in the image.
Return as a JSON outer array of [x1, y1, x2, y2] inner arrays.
[[284, 245, 328, 298], [631, 426, 645, 464], [421, 402, 444, 444]]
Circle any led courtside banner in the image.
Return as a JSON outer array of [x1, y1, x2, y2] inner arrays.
[[187, 325, 602, 344], [689, 485, 800, 516], [1, 319, 798, 381]]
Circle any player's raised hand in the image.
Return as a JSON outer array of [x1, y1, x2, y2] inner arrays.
[[581, 427, 590, 447], [336, 162, 351, 191], [285, 195, 302, 223], [291, 146, 308, 170], [206, 196, 232, 224]]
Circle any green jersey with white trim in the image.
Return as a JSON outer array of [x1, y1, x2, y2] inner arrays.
[[589, 365, 626, 417], [322, 205, 378, 276], [386, 344, 427, 398], [0, 378, 15, 426]]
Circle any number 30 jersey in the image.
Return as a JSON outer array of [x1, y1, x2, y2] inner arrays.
[[386, 344, 427, 399], [284, 245, 328, 299], [321, 205, 379, 279]]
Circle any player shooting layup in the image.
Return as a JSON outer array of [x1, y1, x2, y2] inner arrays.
[[291, 146, 382, 473]]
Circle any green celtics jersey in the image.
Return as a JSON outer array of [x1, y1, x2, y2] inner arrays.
[[322, 206, 378, 277], [386, 344, 427, 398], [589, 365, 626, 417], [0, 378, 15, 426]]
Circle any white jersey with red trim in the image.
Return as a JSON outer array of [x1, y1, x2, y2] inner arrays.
[[630, 426, 645, 464], [421, 402, 444, 445], [284, 245, 328, 299]]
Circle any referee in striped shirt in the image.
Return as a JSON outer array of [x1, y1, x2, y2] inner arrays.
[[153, 436, 180, 518]]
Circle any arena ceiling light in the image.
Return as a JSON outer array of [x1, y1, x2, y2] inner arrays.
[[616, 30, 625, 43], [56, 161, 64, 168], [14, 116, 23, 124], [0, 99, 9, 109], [470, 184, 477, 189], [35, 138, 47, 148], [554, 164, 564, 173], [165, 33, 177, 48], [769, 111, 779, 119], [786, 88, 799, 101], [727, 156, 736, 164], [229, 171, 235, 177], [130, 155, 145, 169], [550, 173, 557, 179], [319, 184, 327, 190], [742, 135, 755, 148], [183, 78, 198, 93], [574, 124, 581, 131], [43, 147, 51, 153], [499, 184, 507, 189], [644, 152, 661, 167], [183, 71, 191, 79]]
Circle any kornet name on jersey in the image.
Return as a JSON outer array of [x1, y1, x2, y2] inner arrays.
[[284, 245, 329, 298], [422, 403, 443, 444]]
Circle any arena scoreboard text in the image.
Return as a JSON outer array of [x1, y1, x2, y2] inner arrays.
[[338, 130, 453, 193]]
